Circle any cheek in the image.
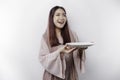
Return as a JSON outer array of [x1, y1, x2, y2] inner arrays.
[[53, 18, 56, 24], [64, 17, 67, 22], [53, 17, 57, 22]]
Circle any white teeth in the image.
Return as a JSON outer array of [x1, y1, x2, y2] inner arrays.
[[58, 21, 64, 24], [59, 22, 64, 24]]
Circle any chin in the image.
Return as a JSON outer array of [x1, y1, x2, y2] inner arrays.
[[55, 25, 64, 29]]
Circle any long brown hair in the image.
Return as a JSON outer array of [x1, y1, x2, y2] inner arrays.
[[47, 6, 84, 71], [48, 6, 71, 47]]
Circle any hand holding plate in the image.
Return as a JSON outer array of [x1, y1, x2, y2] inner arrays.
[[60, 45, 77, 54]]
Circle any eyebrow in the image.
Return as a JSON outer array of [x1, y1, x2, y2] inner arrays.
[[55, 12, 66, 14]]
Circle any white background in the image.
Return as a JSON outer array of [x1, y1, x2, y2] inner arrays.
[[0, 0, 120, 80]]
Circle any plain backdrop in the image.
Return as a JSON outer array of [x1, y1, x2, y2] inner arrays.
[[0, 0, 120, 80]]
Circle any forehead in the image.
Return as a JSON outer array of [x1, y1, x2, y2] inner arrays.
[[54, 8, 65, 14]]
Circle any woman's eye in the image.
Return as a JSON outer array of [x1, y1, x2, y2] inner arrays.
[[55, 13, 66, 17], [56, 14, 60, 16]]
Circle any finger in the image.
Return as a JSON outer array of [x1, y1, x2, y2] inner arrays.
[[60, 45, 69, 52], [72, 47, 77, 51], [59, 45, 66, 51], [65, 45, 72, 50], [60, 45, 67, 49], [73, 47, 78, 50], [68, 47, 77, 53], [64, 44, 68, 47]]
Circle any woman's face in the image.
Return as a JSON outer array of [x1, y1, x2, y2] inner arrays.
[[53, 8, 67, 29]]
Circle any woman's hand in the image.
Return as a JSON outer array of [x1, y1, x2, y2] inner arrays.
[[59, 45, 77, 54]]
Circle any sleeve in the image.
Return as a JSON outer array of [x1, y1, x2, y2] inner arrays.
[[72, 32, 86, 74], [39, 37, 66, 79]]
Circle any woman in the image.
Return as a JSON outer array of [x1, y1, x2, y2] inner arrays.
[[39, 6, 86, 80]]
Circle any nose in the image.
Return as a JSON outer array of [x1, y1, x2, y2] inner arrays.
[[59, 15, 64, 19]]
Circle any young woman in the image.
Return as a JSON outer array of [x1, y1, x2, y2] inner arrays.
[[39, 6, 86, 80]]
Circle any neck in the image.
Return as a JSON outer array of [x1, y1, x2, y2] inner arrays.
[[55, 28, 61, 35], [55, 28, 63, 44]]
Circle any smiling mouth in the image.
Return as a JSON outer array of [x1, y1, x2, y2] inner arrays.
[[57, 21, 64, 24]]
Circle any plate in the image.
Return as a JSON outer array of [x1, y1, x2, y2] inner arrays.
[[66, 42, 94, 48]]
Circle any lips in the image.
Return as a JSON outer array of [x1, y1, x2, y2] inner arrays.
[[57, 20, 64, 24]]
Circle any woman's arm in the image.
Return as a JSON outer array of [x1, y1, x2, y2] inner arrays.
[[39, 37, 66, 79]]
